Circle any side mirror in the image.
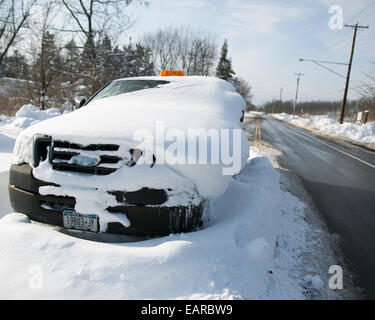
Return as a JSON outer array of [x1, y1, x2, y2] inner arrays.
[[78, 98, 86, 109]]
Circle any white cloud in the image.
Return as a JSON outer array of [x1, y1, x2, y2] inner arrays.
[[161, 0, 207, 8], [222, 0, 314, 34]]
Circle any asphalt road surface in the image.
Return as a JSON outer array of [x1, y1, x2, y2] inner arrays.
[[261, 116, 375, 298]]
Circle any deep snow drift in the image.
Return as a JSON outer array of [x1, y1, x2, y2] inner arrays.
[[272, 113, 375, 148], [0, 148, 313, 299]]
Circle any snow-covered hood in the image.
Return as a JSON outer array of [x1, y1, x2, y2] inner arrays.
[[14, 76, 249, 199], [17, 76, 244, 142]]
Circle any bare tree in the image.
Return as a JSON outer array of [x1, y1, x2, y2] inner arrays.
[[60, 0, 144, 93], [361, 73, 375, 103], [359, 68, 375, 122], [142, 27, 218, 76], [0, 0, 36, 65], [26, 1, 63, 109], [233, 77, 253, 107], [186, 36, 217, 76], [142, 28, 181, 71]]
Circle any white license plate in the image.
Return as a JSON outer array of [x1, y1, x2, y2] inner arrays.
[[63, 211, 98, 232]]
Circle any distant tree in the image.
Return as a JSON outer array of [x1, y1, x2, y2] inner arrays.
[[26, 2, 63, 110], [0, 50, 30, 79], [117, 42, 154, 77], [186, 36, 217, 76], [0, 0, 36, 65], [262, 99, 344, 116], [232, 77, 253, 109], [95, 34, 114, 84], [216, 39, 235, 82], [30, 31, 62, 109], [360, 64, 375, 105], [143, 29, 180, 71], [142, 27, 218, 76], [359, 65, 375, 122], [361, 74, 375, 101], [60, 0, 143, 93], [94, 40, 154, 82], [62, 39, 81, 83]]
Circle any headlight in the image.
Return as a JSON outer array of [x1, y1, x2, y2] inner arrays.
[[32, 135, 52, 167], [13, 133, 34, 165], [13, 134, 51, 167]]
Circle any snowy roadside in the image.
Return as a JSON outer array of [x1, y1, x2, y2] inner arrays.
[[0, 106, 62, 219], [0, 107, 356, 299], [244, 118, 358, 299], [271, 113, 375, 150]]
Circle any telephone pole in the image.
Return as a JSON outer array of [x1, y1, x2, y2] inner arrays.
[[279, 88, 283, 111], [339, 23, 369, 124], [292, 73, 303, 118]]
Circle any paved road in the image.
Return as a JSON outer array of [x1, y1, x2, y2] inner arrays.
[[261, 116, 375, 298]]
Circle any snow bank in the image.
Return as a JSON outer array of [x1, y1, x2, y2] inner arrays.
[[1, 104, 61, 155], [0, 104, 61, 138], [0, 149, 308, 299], [272, 113, 375, 147], [15, 104, 61, 119]]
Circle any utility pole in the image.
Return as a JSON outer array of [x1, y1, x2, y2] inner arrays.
[[293, 73, 303, 118], [279, 88, 283, 112], [339, 23, 369, 124]]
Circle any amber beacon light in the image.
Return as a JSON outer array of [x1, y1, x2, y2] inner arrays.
[[160, 70, 185, 76]]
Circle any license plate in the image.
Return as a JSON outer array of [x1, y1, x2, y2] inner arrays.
[[63, 210, 98, 232]]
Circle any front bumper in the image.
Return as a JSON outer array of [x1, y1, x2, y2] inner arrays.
[[8, 164, 204, 236]]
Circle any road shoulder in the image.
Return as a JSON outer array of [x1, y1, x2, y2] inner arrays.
[[269, 115, 375, 152], [244, 117, 361, 299]]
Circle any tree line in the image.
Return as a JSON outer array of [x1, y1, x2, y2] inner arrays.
[[262, 98, 374, 122], [0, 0, 253, 115]]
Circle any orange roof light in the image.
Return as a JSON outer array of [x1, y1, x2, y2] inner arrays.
[[160, 70, 185, 76]]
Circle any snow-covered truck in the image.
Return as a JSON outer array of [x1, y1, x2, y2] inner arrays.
[[9, 75, 248, 236]]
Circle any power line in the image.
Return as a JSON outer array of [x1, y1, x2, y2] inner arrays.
[[328, 3, 374, 55], [299, 58, 347, 79], [345, 1, 375, 24], [303, 88, 344, 100], [355, 5, 375, 22]]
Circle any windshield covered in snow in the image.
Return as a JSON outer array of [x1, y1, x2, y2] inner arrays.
[[89, 80, 169, 103]]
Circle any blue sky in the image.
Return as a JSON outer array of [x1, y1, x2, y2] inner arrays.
[[128, 0, 375, 105]]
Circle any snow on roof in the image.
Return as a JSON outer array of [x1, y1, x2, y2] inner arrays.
[[18, 76, 244, 140]]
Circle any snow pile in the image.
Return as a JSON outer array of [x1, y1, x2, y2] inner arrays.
[[0, 104, 62, 138], [0, 148, 310, 299], [245, 111, 264, 118], [272, 113, 375, 147], [15, 104, 61, 119]]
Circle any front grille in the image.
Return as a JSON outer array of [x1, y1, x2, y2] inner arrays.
[[39, 194, 76, 212], [49, 140, 123, 175], [108, 187, 168, 206]]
